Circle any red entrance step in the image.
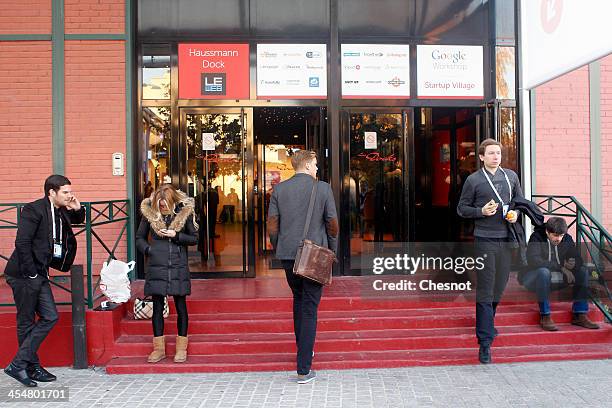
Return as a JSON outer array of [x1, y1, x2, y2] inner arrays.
[[105, 295, 611, 374], [106, 343, 612, 374]]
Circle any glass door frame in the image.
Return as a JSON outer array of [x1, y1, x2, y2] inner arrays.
[[255, 106, 328, 257], [178, 107, 256, 278], [339, 107, 415, 275]]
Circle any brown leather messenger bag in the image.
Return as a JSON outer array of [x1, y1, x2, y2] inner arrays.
[[292, 180, 336, 286]]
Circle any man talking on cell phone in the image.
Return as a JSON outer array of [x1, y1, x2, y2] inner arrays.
[[3, 175, 85, 387], [457, 139, 523, 364]]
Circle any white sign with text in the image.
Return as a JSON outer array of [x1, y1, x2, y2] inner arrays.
[[256, 44, 327, 99], [364, 132, 377, 149], [202, 133, 216, 151], [341, 44, 410, 98], [417, 45, 484, 99]]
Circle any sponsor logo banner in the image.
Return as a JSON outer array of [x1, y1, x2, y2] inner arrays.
[[256, 44, 327, 99], [341, 44, 410, 98]]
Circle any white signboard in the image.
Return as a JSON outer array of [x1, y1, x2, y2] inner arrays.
[[256, 44, 327, 99], [202, 133, 216, 151], [341, 44, 410, 98], [417, 45, 484, 99], [520, 0, 612, 89], [364, 132, 377, 149]]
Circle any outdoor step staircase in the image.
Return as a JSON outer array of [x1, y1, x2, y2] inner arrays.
[[105, 295, 612, 374]]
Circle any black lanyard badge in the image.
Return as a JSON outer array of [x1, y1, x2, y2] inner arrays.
[[51, 203, 63, 259]]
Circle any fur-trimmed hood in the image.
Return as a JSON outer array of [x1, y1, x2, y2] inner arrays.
[[140, 196, 198, 235]]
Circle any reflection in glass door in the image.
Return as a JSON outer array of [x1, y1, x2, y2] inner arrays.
[[181, 109, 253, 277], [345, 111, 410, 273], [414, 108, 479, 242]]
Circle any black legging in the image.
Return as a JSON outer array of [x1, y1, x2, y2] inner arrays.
[[152, 295, 188, 337]]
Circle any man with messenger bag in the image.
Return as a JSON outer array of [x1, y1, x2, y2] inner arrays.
[[267, 150, 338, 384]]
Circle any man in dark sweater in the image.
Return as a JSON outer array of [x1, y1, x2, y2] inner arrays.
[[457, 138, 523, 364], [522, 217, 599, 331]]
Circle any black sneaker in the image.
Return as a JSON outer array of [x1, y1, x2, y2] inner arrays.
[[479, 345, 491, 364], [297, 370, 316, 384], [4, 364, 37, 387], [27, 366, 56, 382]]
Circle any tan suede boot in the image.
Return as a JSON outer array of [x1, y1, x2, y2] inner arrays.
[[540, 315, 559, 331], [174, 336, 188, 363], [571, 313, 600, 329], [147, 336, 166, 363]]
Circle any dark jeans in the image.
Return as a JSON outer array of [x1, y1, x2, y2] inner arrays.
[[152, 295, 188, 337], [522, 266, 589, 315], [282, 260, 323, 375], [474, 237, 511, 346], [6, 275, 59, 370]]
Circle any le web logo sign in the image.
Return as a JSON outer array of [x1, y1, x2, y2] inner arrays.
[[201, 73, 226, 96], [179, 44, 249, 99]]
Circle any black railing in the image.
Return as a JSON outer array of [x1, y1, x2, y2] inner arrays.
[[0, 200, 133, 309]]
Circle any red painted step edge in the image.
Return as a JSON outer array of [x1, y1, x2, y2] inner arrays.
[[105, 343, 612, 374]]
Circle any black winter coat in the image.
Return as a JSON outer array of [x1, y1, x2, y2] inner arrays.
[[4, 197, 85, 278], [136, 198, 198, 296]]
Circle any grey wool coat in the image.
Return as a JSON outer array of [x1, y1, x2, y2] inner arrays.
[[267, 173, 339, 260], [136, 197, 198, 296]]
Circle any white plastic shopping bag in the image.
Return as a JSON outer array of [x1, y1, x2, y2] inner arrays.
[[100, 259, 134, 303]]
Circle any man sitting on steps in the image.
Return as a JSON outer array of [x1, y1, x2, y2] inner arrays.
[[520, 216, 599, 331]]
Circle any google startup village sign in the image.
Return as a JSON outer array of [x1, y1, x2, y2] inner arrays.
[[417, 45, 484, 99]]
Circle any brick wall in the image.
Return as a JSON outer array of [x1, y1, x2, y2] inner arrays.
[[0, 41, 53, 202], [534, 66, 592, 211], [64, 40, 128, 269], [0, 2, 127, 277], [64, 40, 126, 201], [65, 0, 125, 34], [0, 0, 52, 34], [601, 54, 612, 232]]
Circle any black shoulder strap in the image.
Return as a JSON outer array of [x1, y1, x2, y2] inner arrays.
[[301, 180, 318, 241]]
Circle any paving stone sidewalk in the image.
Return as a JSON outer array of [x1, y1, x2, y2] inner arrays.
[[0, 359, 610, 408]]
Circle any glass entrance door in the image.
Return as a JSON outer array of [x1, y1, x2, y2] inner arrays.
[[253, 107, 327, 258], [180, 108, 254, 277], [414, 107, 481, 242], [342, 109, 412, 274]]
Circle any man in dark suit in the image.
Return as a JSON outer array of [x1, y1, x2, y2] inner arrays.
[[267, 150, 338, 384], [3, 175, 85, 387]]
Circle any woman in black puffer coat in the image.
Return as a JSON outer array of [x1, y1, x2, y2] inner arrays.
[[136, 184, 198, 364]]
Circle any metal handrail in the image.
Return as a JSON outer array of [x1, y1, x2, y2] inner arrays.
[[0, 200, 133, 309], [532, 195, 612, 323]]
